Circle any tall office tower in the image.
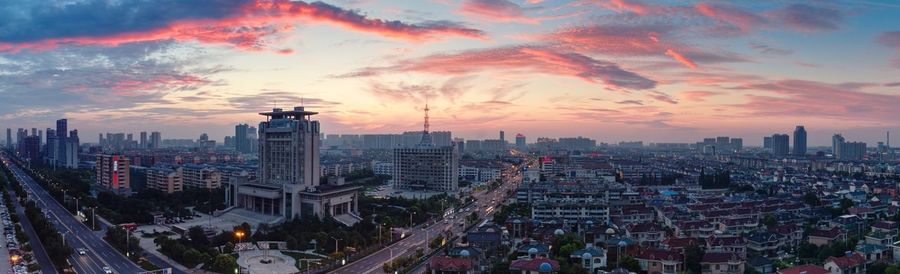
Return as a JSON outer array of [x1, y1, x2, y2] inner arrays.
[[98, 133, 105, 148], [453, 138, 466, 153], [840, 142, 867, 161], [393, 104, 459, 193], [64, 130, 79, 168], [235, 124, 251, 154], [16, 128, 25, 148], [226, 106, 360, 220], [127, 133, 133, 142], [516, 133, 526, 149], [96, 154, 131, 195], [46, 129, 58, 165], [730, 138, 743, 152], [793, 125, 807, 155], [431, 131, 452, 147], [763, 136, 773, 149], [248, 126, 258, 153], [140, 132, 148, 149], [832, 134, 845, 158], [772, 134, 790, 156], [500, 131, 505, 143], [55, 119, 68, 167], [22, 136, 41, 161], [5, 128, 10, 148], [31, 128, 36, 137], [150, 132, 161, 149], [37, 130, 42, 146]]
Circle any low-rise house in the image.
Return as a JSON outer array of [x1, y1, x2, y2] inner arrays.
[[427, 256, 475, 274], [516, 243, 551, 259], [776, 264, 829, 274], [746, 256, 773, 274], [569, 246, 606, 273], [701, 252, 744, 274], [675, 220, 716, 238], [823, 252, 866, 274], [467, 224, 503, 256], [745, 232, 784, 258], [635, 249, 683, 274], [707, 236, 746, 258], [808, 227, 846, 246], [769, 224, 803, 248], [661, 237, 704, 252], [872, 220, 898, 236], [510, 257, 560, 274], [626, 222, 664, 247], [855, 243, 891, 264]]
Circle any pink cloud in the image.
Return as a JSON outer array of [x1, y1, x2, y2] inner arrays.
[[877, 31, 900, 69], [459, 0, 538, 24], [735, 80, 900, 122], [665, 49, 697, 69], [694, 3, 766, 34], [0, 0, 485, 52], [679, 91, 720, 102], [600, 0, 659, 15], [771, 4, 843, 32], [342, 46, 657, 90]]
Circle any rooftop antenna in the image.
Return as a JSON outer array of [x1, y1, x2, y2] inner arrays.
[[423, 98, 430, 134]]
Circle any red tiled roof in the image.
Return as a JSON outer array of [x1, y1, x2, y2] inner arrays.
[[826, 253, 866, 268], [636, 249, 684, 261], [872, 220, 898, 230], [663, 237, 704, 249], [629, 222, 662, 233], [510, 258, 560, 271], [428, 256, 474, 271], [778, 264, 829, 274], [702, 252, 741, 263], [808, 227, 843, 238]]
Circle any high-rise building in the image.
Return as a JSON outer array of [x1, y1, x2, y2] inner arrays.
[[55, 119, 68, 166], [793, 126, 807, 155], [226, 107, 361, 221], [5, 128, 10, 148], [146, 166, 183, 194], [839, 142, 866, 161], [235, 124, 251, 154], [182, 164, 222, 189], [730, 138, 743, 152], [515, 133, 526, 149], [22, 135, 41, 162], [150, 132, 161, 149], [763, 136, 773, 149], [140, 132, 148, 149], [500, 131, 505, 143], [833, 134, 845, 158], [96, 155, 131, 195], [772, 134, 790, 156], [393, 105, 459, 193]]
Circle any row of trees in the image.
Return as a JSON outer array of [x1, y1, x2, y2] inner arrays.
[[1, 160, 73, 271], [699, 169, 732, 189]]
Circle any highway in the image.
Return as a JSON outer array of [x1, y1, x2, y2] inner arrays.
[[1, 154, 146, 274], [333, 163, 523, 274]]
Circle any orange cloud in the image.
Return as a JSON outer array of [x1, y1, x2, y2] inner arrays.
[[665, 49, 698, 69]]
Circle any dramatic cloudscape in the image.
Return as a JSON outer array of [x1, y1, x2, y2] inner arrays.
[[1, 0, 899, 145]]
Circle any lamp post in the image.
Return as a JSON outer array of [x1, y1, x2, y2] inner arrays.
[[330, 236, 341, 254], [235, 231, 245, 245]]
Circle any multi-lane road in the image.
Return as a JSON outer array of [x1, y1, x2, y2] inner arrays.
[[1, 154, 145, 274], [333, 164, 522, 274]]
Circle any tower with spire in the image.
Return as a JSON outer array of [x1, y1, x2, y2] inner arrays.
[[419, 102, 433, 146]]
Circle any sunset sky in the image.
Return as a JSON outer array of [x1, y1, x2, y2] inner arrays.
[[1, 0, 899, 146]]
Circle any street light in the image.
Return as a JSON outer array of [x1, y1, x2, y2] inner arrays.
[[235, 231, 245, 244]]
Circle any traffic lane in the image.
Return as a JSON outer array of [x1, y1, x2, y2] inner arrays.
[[10, 164, 144, 274]]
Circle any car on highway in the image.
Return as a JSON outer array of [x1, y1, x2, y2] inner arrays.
[[77, 248, 87, 255], [103, 266, 113, 274]]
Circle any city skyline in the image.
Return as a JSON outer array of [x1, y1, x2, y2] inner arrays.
[[1, 0, 899, 145]]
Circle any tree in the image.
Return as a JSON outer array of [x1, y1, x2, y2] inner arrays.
[[188, 226, 210, 248], [839, 198, 854, 214], [619, 256, 641, 273], [803, 192, 821, 206], [684, 245, 704, 274], [762, 214, 777, 228], [885, 264, 900, 274], [207, 254, 238, 273]]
